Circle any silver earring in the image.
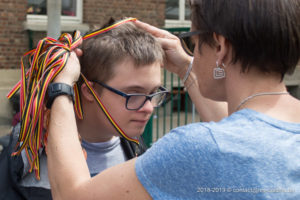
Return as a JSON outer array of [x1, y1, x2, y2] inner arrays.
[[213, 61, 226, 79]]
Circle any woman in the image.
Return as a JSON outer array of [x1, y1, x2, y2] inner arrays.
[[47, 0, 300, 199]]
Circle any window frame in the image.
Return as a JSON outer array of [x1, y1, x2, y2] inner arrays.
[[26, 0, 83, 24], [164, 0, 191, 28]]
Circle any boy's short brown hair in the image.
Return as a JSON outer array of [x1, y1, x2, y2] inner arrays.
[[79, 20, 164, 86]]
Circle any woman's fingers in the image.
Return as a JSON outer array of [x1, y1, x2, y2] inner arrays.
[[134, 20, 177, 39], [134, 20, 191, 78]]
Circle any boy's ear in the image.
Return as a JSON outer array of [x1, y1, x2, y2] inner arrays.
[[80, 82, 95, 102]]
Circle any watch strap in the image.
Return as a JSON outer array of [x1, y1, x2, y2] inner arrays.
[[46, 83, 75, 109]]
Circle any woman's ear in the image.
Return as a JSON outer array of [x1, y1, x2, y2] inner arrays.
[[213, 33, 231, 65], [80, 82, 95, 102]]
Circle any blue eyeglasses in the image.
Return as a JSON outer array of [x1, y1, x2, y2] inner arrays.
[[93, 81, 169, 111]]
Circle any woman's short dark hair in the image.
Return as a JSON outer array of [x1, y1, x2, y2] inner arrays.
[[191, 0, 300, 77]]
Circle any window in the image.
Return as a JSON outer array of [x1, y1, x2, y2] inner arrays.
[[165, 0, 191, 28], [27, 0, 82, 23]]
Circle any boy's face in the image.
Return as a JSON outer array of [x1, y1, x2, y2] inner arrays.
[[92, 58, 162, 138]]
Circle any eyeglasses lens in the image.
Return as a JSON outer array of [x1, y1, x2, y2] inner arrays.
[[126, 92, 167, 110], [151, 93, 166, 107], [180, 37, 194, 56], [127, 96, 146, 110]]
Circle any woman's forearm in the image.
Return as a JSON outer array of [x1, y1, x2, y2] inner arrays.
[[47, 95, 90, 199]]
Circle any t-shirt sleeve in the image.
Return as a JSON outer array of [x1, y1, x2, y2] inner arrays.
[[135, 123, 217, 199]]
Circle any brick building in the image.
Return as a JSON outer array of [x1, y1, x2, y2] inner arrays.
[[0, 0, 166, 69]]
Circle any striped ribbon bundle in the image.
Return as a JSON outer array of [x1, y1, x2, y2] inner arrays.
[[6, 17, 139, 179]]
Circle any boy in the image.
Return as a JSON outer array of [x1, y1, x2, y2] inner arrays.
[[0, 19, 166, 200]]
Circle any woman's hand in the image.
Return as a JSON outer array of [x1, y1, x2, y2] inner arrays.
[[134, 20, 192, 79]]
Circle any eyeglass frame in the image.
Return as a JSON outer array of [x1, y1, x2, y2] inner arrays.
[[92, 80, 169, 111], [178, 30, 205, 56], [178, 30, 204, 38]]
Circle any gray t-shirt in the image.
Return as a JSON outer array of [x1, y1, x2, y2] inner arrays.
[[81, 137, 127, 177], [20, 135, 126, 188], [136, 109, 300, 200]]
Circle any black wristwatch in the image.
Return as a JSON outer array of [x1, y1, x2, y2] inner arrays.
[[46, 83, 75, 109]]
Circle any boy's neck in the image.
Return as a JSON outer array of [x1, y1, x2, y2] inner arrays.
[[80, 133, 115, 143], [76, 118, 115, 143]]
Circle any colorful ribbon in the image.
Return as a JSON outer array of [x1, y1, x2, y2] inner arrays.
[[6, 17, 138, 180]]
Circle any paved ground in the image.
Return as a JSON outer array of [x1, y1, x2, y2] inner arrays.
[[0, 125, 12, 137], [0, 125, 12, 153]]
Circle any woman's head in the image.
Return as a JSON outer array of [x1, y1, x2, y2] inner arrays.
[[190, 0, 300, 77]]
